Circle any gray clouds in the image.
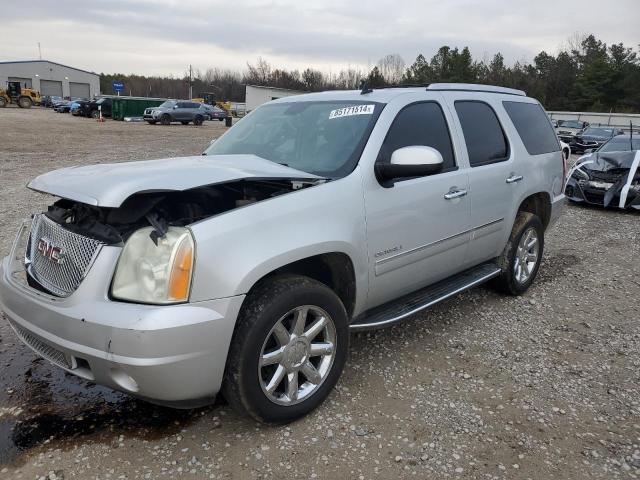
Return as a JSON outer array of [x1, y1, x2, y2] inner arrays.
[[3, 0, 639, 75]]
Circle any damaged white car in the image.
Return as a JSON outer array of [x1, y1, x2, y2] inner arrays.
[[565, 149, 640, 209]]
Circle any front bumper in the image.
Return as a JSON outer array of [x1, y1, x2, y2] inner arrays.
[[565, 177, 640, 209], [0, 237, 244, 407]]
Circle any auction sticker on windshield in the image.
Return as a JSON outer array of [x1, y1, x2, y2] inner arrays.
[[329, 105, 375, 119]]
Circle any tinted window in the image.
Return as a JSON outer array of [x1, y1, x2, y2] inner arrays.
[[378, 102, 455, 170], [176, 102, 189, 108], [455, 101, 508, 167], [503, 101, 559, 155]]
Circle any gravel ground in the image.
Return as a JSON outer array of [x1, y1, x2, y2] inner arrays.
[[0, 107, 639, 480]]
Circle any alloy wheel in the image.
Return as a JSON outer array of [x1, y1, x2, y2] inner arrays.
[[258, 305, 337, 406], [514, 227, 539, 284]]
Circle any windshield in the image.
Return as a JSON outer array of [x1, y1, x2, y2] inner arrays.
[[559, 121, 583, 129], [204, 101, 383, 178], [159, 100, 176, 108], [583, 127, 613, 136], [599, 136, 640, 152]]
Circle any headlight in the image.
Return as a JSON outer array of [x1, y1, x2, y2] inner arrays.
[[111, 227, 195, 304]]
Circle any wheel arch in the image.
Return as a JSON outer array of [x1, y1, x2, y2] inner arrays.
[[241, 251, 357, 318], [516, 192, 552, 230]]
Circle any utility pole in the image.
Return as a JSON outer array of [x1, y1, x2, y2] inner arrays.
[[38, 42, 42, 60], [189, 64, 193, 100]]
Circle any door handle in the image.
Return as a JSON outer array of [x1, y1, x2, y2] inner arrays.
[[506, 174, 524, 184], [444, 189, 468, 200]]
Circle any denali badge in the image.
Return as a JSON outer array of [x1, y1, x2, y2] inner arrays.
[[37, 238, 65, 264]]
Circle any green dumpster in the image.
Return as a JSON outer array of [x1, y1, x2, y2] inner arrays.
[[111, 97, 167, 121]]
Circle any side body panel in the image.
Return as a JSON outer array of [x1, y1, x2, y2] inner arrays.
[[188, 171, 371, 317], [358, 92, 472, 309]]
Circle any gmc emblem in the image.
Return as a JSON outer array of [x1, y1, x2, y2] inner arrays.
[[37, 238, 65, 264]]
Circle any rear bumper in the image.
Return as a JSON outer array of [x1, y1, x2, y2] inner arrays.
[[0, 249, 244, 406], [548, 194, 566, 229]]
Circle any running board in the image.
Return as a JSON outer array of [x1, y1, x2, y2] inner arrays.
[[349, 263, 501, 331]]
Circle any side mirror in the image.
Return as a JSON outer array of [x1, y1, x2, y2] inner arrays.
[[375, 146, 444, 184]]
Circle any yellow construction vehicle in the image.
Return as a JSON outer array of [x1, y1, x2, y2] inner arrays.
[[200, 92, 231, 113], [0, 81, 42, 108]]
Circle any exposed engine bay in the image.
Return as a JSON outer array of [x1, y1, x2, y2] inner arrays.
[[43, 178, 323, 244]]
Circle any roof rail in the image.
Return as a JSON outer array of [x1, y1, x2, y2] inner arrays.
[[426, 83, 526, 96]]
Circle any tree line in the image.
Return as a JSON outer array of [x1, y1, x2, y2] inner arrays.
[[100, 34, 640, 112]]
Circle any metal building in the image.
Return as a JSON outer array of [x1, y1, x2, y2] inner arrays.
[[0, 60, 100, 98], [245, 85, 305, 111]]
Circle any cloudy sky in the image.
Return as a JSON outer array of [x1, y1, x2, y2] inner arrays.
[[3, 0, 639, 76]]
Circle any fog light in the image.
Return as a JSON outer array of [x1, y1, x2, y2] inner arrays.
[[110, 368, 139, 392]]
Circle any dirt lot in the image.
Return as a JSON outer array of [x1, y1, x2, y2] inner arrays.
[[0, 107, 639, 480]]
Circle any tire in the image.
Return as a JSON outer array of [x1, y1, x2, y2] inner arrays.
[[218, 118, 224, 122], [223, 275, 349, 424], [493, 212, 544, 295], [181, 121, 189, 125], [193, 115, 204, 126], [146, 120, 156, 125], [160, 114, 171, 125], [18, 97, 32, 108], [91, 110, 100, 119], [0, 97, 7, 108]]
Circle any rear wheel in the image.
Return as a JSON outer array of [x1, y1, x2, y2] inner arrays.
[[193, 115, 204, 126], [18, 96, 32, 108], [160, 114, 171, 125], [181, 121, 189, 125], [91, 110, 100, 119], [0, 97, 7, 108], [493, 212, 544, 295], [223, 275, 349, 423]]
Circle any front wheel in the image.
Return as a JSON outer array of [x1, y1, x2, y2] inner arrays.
[[223, 276, 349, 423], [18, 97, 32, 108], [0, 97, 7, 107], [193, 115, 204, 126], [160, 114, 171, 125], [91, 110, 100, 118], [493, 212, 544, 295]]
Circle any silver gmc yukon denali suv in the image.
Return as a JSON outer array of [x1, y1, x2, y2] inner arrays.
[[0, 84, 565, 423]]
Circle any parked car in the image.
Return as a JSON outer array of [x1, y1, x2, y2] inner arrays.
[[200, 104, 228, 121], [79, 97, 113, 118], [55, 97, 83, 113], [0, 84, 565, 423], [70, 100, 90, 116], [556, 119, 589, 143], [569, 126, 624, 153], [51, 98, 70, 110], [143, 100, 206, 125], [565, 149, 640, 209], [588, 134, 640, 154], [41, 95, 62, 108]]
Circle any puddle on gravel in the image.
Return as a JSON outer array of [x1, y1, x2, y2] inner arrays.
[[0, 324, 207, 466]]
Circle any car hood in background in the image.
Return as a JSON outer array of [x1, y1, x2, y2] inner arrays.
[[28, 154, 321, 208], [580, 151, 637, 172]]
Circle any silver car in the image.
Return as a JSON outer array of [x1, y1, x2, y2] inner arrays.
[[0, 83, 565, 423], [144, 100, 206, 125]]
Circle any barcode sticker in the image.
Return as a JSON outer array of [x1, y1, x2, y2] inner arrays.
[[329, 104, 375, 119]]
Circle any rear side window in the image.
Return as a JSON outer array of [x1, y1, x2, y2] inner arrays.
[[378, 102, 456, 170], [503, 101, 559, 155], [455, 101, 509, 167]]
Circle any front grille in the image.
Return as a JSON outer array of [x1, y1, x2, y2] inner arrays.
[[27, 214, 104, 297], [11, 321, 73, 369]]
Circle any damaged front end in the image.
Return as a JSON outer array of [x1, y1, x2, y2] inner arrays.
[[20, 176, 323, 299], [565, 150, 640, 210]]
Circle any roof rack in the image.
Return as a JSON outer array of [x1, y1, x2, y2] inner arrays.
[[426, 83, 526, 96], [378, 82, 526, 96]]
